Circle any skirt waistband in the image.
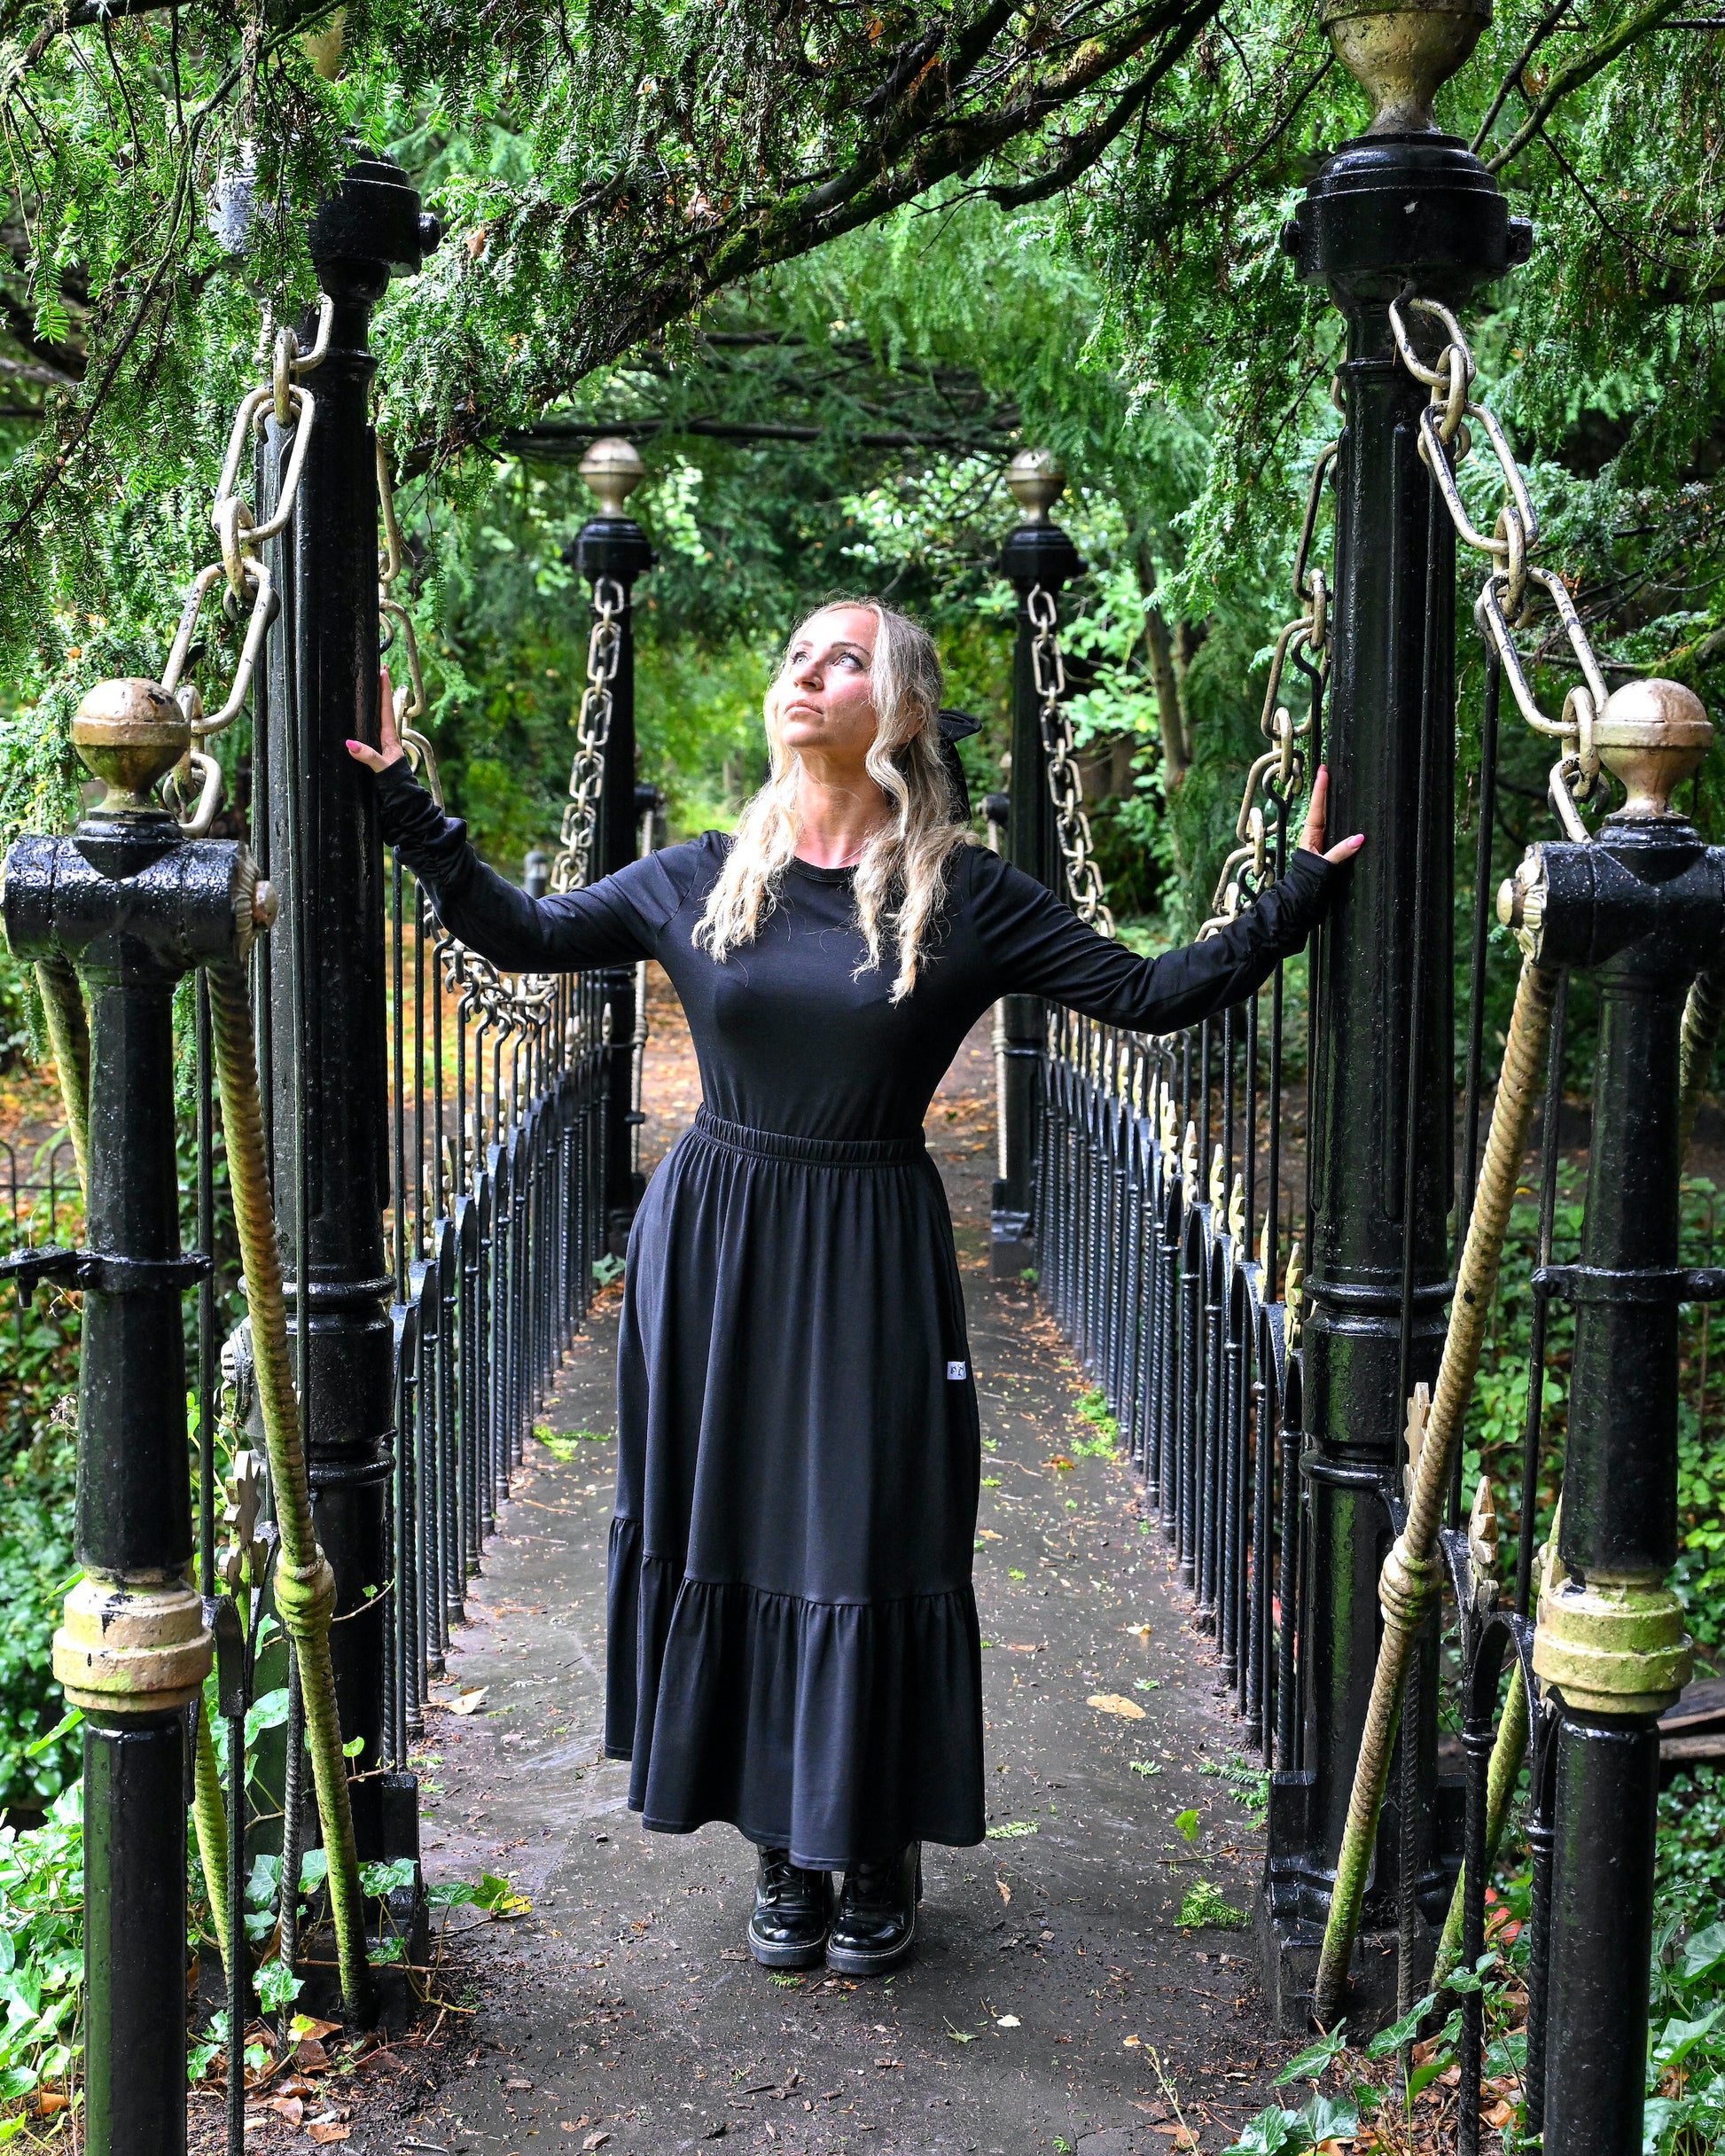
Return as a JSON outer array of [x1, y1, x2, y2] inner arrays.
[[691, 1105, 927, 1169]]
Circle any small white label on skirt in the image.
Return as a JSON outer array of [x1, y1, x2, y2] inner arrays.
[[947, 1360, 967, 1380]]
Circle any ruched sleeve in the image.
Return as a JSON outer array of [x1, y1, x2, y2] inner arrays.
[[374, 760, 693, 972], [969, 846, 1342, 1035]]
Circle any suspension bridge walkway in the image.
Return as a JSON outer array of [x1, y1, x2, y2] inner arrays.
[[388, 1004, 1284, 2156]]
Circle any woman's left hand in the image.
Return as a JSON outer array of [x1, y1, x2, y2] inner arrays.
[[1300, 767, 1364, 864]]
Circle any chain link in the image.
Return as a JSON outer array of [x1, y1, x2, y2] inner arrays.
[[1026, 586, 1115, 937], [547, 579, 626, 894], [157, 297, 334, 834], [372, 441, 558, 1031], [1390, 294, 1609, 844], [1201, 443, 1335, 936]]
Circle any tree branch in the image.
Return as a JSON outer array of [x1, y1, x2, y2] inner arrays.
[[1469, 0, 1575, 156], [499, 415, 1017, 454], [987, 3, 1215, 210], [1131, 45, 1332, 238], [1487, 0, 1690, 173]]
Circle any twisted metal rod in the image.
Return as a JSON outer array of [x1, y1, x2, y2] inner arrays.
[[1432, 1658, 1530, 1991], [192, 1698, 231, 1980], [207, 957, 372, 2023], [33, 956, 90, 1200], [1679, 950, 1725, 1160], [1314, 957, 1560, 2024]]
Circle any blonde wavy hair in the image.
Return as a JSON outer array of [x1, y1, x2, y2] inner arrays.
[[693, 598, 969, 1001]]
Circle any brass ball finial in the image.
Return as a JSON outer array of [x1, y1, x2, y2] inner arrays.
[[1321, 0, 1492, 136], [1595, 678, 1713, 821], [70, 678, 190, 815], [1005, 448, 1066, 527], [579, 436, 645, 518]]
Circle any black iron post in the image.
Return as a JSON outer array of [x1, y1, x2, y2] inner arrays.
[[1258, 5, 1530, 2026], [261, 150, 438, 1862], [4, 684, 266, 2156], [570, 437, 655, 1255], [1501, 686, 1723, 2156], [994, 449, 1082, 1279]]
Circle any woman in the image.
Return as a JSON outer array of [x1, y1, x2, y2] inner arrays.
[[351, 599, 1361, 1978]]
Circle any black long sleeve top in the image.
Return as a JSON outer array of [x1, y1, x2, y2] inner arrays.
[[376, 761, 1339, 1143]]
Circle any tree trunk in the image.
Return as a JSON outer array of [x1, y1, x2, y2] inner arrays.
[[1136, 543, 1190, 782]]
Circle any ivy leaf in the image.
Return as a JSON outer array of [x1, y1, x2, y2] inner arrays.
[[1275, 2026, 1347, 2086]]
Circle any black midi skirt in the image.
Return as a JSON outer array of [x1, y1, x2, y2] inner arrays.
[[604, 1106, 987, 1870]]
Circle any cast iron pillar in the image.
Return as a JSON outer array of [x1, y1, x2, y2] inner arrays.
[[262, 151, 438, 1861], [570, 437, 655, 1256], [993, 449, 1082, 1279], [1258, 0, 1529, 2027], [4, 683, 268, 2156], [1501, 684, 1721, 2156]]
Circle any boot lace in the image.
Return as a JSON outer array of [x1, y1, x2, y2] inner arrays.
[[759, 1848, 798, 1904]]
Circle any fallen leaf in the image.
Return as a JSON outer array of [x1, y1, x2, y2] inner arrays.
[[995, 2015, 1020, 2028], [268, 2097, 306, 2128], [1003, 1643, 1043, 1653], [450, 1688, 488, 1715], [293, 2038, 330, 2071], [1153, 2127, 1198, 2148], [504, 2076, 534, 2091], [276, 2077, 316, 2100], [1089, 1693, 1147, 1720], [1122, 2035, 1141, 2049], [583, 2135, 612, 2151], [977, 1528, 1003, 1541], [308, 2129, 352, 2147], [1485, 2101, 1516, 2129], [37, 2092, 70, 2116], [293, 2017, 341, 2043], [1126, 1623, 1151, 1637], [996, 1879, 1011, 1904], [1047, 1456, 1074, 1472]]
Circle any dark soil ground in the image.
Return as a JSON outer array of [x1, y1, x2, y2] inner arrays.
[[251, 970, 1298, 2156]]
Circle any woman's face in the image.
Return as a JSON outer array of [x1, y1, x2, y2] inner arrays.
[[774, 606, 879, 769]]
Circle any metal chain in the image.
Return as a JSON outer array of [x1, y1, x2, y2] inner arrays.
[[1201, 441, 1336, 936], [550, 580, 626, 894], [1026, 585, 1115, 937], [1390, 294, 1606, 845], [373, 442, 556, 1031], [157, 297, 335, 834]]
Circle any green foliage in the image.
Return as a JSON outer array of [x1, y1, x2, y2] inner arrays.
[[1199, 1755, 1269, 1820], [1233, 1908, 1725, 2156], [0, 1426, 77, 1813], [1177, 1879, 1246, 1929], [1071, 1386, 1120, 1456], [1659, 1769, 1725, 1932], [0, 1783, 83, 2123]]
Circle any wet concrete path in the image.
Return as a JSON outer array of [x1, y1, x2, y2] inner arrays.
[[369, 988, 1288, 2156]]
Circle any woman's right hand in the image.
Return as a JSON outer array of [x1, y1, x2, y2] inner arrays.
[[346, 667, 407, 773]]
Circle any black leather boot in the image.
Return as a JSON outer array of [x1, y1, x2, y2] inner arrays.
[[825, 1842, 921, 1976], [748, 1847, 834, 1969]]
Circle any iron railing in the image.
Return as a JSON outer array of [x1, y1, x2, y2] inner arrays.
[[378, 874, 612, 1760]]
